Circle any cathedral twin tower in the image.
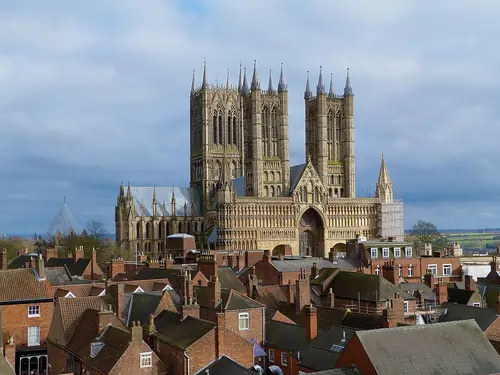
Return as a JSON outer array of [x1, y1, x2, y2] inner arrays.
[[189, 61, 355, 214]]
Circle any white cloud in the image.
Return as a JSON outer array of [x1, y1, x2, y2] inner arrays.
[[0, 0, 499, 232]]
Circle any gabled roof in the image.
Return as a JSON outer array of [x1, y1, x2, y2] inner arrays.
[[331, 272, 413, 302], [266, 320, 307, 352], [45, 267, 73, 286], [217, 267, 246, 293], [0, 268, 53, 302], [194, 355, 256, 375], [447, 287, 478, 305], [126, 291, 180, 327], [289, 158, 325, 195], [438, 302, 498, 331], [154, 310, 215, 349], [7, 253, 39, 269], [355, 320, 500, 375], [194, 286, 264, 311], [306, 367, 362, 375], [398, 282, 434, 301]]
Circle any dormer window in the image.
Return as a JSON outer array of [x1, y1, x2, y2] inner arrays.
[[90, 342, 104, 358]]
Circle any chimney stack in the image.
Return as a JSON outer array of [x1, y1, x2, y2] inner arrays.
[[311, 262, 318, 279], [305, 304, 318, 341], [464, 274, 476, 291], [35, 253, 45, 279], [198, 253, 218, 279], [97, 306, 115, 335], [130, 321, 143, 343], [436, 280, 448, 304], [295, 268, 310, 315], [208, 275, 221, 309], [215, 313, 225, 358], [327, 288, 335, 307], [424, 271, 435, 289], [0, 249, 7, 269], [73, 246, 84, 262]]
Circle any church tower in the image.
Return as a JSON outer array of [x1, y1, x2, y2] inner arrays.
[[304, 68, 356, 198], [190, 62, 244, 214], [241, 61, 290, 198]]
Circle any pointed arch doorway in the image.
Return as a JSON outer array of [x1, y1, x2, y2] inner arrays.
[[298, 208, 325, 257]]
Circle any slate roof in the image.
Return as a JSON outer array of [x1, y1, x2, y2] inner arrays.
[[306, 367, 362, 375], [194, 286, 264, 311], [0, 268, 53, 302], [45, 257, 94, 277], [331, 272, 413, 302], [126, 290, 181, 327], [270, 257, 357, 272], [340, 311, 384, 330], [129, 186, 201, 216], [398, 282, 434, 302], [447, 287, 478, 305], [194, 355, 256, 375], [45, 267, 72, 286], [154, 310, 215, 349], [355, 320, 500, 375], [7, 253, 39, 269], [438, 302, 498, 331], [266, 320, 307, 352], [217, 267, 247, 293]]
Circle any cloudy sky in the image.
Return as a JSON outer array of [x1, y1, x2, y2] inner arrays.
[[0, 0, 499, 234]]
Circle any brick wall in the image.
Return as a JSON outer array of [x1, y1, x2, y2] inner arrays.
[[223, 309, 264, 344], [486, 318, 500, 354], [186, 330, 217, 374], [336, 335, 376, 375], [1, 301, 53, 349], [266, 346, 298, 375], [112, 341, 166, 375], [47, 342, 70, 375]]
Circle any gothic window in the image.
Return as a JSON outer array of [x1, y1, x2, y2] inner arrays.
[[327, 110, 334, 160], [218, 115, 223, 145], [277, 186, 281, 196], [270, 107, 278, 157], [264, 172, 268, 182], [264, 186, 269, 197], [340, 188, 344, 197], [335, 110, 342, 160], [262, 107, 269, 156], [270, 186, 275, 197], [214, 160, 221, 179], [233, 116, 238, 145], [227, 115, 232, 145], [270, 171, 275, 182], [145, 222, 151, 239], [338, 175, 341, 185], [158, 223, 163, 238], [195, 222, 198, 232], [213, 114, 218, 144], [302, 188, 307, 202], [232, 160, 237, 178], [187, 222, 190, 234], [201, 223, 204, 232], [334, 188, 338, 197], [178, 222, 182, 233], [166, 222, 170, 236], [276, 171, 280, 182], [136, 222, 141, 239]]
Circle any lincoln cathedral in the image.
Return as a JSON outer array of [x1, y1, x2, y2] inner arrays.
[[115, 61, 404, 257]]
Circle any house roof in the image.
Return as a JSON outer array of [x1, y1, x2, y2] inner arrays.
[[340, 311, 385, 330], [331, 272, 413, 302], [447, 287, 477, 305], [45, 267, 73, 286], [0, 268, 53, 302], [355, 320, 500, 375], [270, 257, 357, 273], [0, 355, 15, 374], [305, 367, 362, 375], [126, 291, 180, 327], [266, 320, 307, 352], [45, 257, 99, 277], [194, 286, 264, 311], [7, 254, 38, 269], [154, 310, 215, 349], [217, 267, 247, 293], [56, 296, 108, 343], [398, 282, 434, 301], [438, 302, 498, 331], [194, 355, 256, 375]]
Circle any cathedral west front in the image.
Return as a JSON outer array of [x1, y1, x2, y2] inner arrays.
[[115, 61, 404, 257]]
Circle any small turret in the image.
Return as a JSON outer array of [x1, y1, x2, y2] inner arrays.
[[344, 68, 353, 96], [190, 69, 195, 95], [251, 60, 260, 91], [317, 66, 325, 95], [304, 71, 312, 99], [238, 63, 242, 92], [328, 73, 334, 97], [202, 60, 208, 89], [171, 189, 177, 217], [242, 68, 249, 95], [267, 70, 276, 94]]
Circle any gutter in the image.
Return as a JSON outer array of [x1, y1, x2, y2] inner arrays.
[[184, 352, 190, 375]]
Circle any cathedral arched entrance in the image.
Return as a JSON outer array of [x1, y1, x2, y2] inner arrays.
[[298, 207, 325, 257], [272, 245, 287, 256]]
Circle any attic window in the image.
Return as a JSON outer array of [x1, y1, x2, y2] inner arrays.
[[90, 342, 104, 358], [140, 352, 153, 368], [330, 344, 344, 353]]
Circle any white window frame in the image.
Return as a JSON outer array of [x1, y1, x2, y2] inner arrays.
[[27, 326, 40, 347], [268, 349, 275, 362], [28, 305, 40, 318], [473, 302, 480, 307], [404, 301, 409, 314], [443, 264, 452, 276], [405, 247, 413, 258], [394, 247, 401, 258], [281, 352, 288, 366], [382, 247, 389, 258], [238, 312, 250, 331], [428, 264, 438, 276], [408, 266, 413, 277], [140, 352, 153, 368], [370, 248, 378, 259]]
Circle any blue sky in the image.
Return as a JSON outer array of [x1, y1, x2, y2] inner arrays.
[[0, 0, 499, 234]]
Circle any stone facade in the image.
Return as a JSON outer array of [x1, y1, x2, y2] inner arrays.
[[115, 62, 405, 258]]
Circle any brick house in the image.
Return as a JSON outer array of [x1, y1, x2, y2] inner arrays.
[[150, 309, 254, 374], [0, 254, 53, 374], [336, 320, 500, 374], [48, 296, 165, 374], [44, 247, 104, 280], [346, 238, 462, 283]]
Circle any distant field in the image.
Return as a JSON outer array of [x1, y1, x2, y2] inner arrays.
[[444, 231, 500, 251]]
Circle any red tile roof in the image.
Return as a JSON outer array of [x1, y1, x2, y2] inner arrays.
[[0, 269, 53, 302]]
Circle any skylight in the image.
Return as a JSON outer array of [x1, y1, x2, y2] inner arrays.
[[90, 342, 104, 358], [330, 344, 344, 352]]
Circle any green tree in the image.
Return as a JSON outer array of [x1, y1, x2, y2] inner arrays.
[[0, 236, 35, 261], [407, 220, 443, 253]]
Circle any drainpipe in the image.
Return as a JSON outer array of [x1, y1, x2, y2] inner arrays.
[[184, 352, 190, 375]]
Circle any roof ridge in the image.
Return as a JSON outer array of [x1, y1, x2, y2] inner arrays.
[[358, 318, 478, 335]]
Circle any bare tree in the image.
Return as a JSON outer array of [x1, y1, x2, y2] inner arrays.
[[85, 220, 110, 241], [407, 220, 443, 253]]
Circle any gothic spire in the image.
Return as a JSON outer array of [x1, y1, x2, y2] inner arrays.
[[126, 182, 132, 199], [238, 62, 242, 92], [375, 152, 393, 203], [278, 63, 287, 92], [191, 69, 195, 95], [268, 70, 275, 94], [304, 71, 312, 100], [152, 185, 157, 216], [328, 72, 334, 97], [251, 60, 260, 90], [242, 67, 249, 95], [317, 66, 325, 95], [377, 153, 391, 185], [153, 185, 157, 202], [202, 60, 208, 89], [119, 182, 124, 197], [344, 68, 353, 96], [226, 69, 230, 89]]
